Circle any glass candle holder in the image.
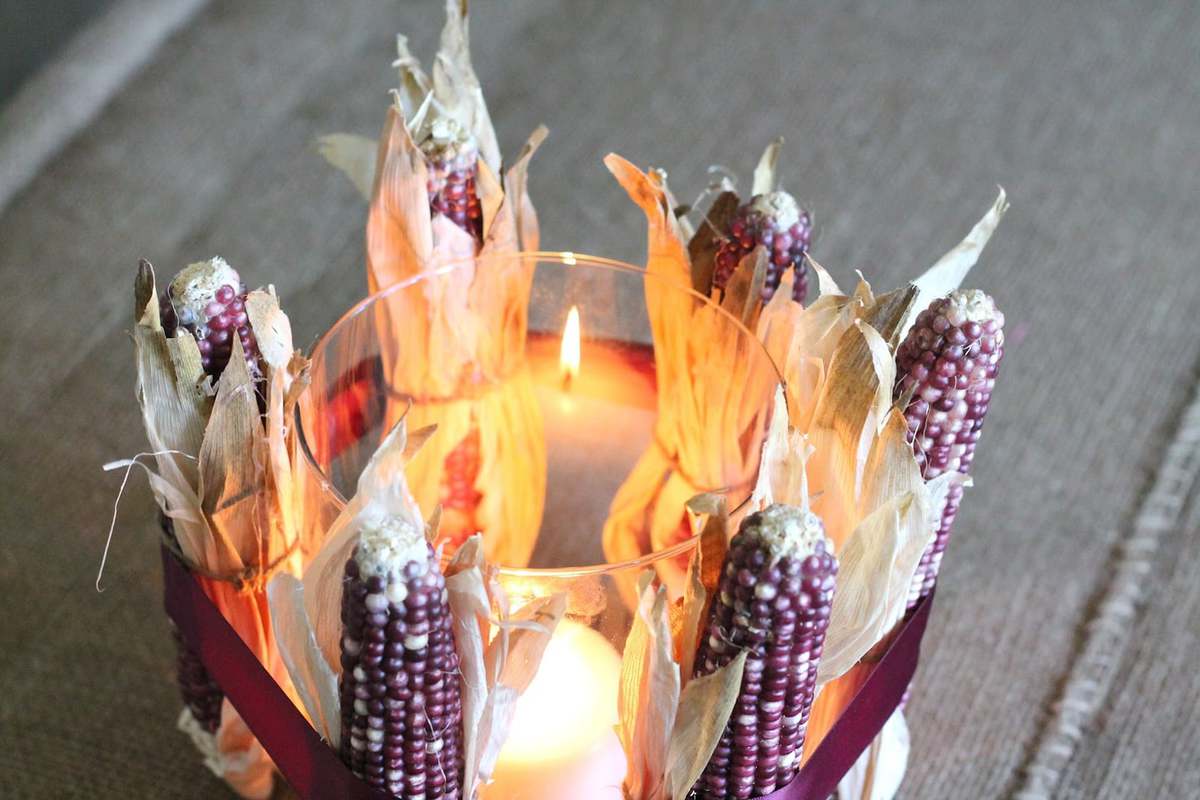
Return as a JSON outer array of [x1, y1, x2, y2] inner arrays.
[[295, 252, 782, 799]]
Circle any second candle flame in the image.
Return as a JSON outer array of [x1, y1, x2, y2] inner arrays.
[[560, 305, 581, 389]]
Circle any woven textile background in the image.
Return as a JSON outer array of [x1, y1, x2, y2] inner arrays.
[[1, 2, 1198, 797]]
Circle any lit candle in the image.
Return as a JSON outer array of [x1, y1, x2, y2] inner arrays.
[[530, 307, 658, 566], [560, 305, 581, 389], [481, 620, 626, 799]]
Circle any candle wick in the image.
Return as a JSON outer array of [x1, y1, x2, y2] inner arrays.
[[561, 370, 574, 392]]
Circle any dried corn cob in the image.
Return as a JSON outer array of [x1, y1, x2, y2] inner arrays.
[[894, 289, 1005, 603], [417, 116, 483, 244], [160, 257, 262, 382], [691, 504, 837, 800], [161, 495, 225, 736], [156, 258, 266, 738], [339, 517, 464, 799], [437, 426, 484, 550], [713, 192, 813, 304], [171, 624, 223, 733]]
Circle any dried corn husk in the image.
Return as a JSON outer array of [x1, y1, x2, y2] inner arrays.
[[618, 569, 747, 800], [320, 0, 546, 565], [616, 511, 734, 800], [602, 156, 778, 598], [268, 419, 564, 799], [132, 260, 309, 799]]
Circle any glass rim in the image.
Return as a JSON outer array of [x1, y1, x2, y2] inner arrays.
[[296, 250, 785, 578]]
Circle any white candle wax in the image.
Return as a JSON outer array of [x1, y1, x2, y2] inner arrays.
[[481, 620, 626, 800]]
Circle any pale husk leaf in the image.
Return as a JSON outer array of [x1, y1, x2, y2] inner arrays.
[[244, 288, 294, 372], [317, 133, 377, 201], [619, 574, 681, 800], [442, 536, 493, 791], [214, 703, 275, 800], [428, 0, 502, 175], [366, 104, 435, 292], [750, 386, 813, 511], [441, 534, 566, 792], [133, 272, 212, 560], [197, 338, 267, 572], [664, 650, 748, 800], [816, 491, 929, 685], [476, 593, 566, 786], [751, 137, 784, 196], [810, 256, 844, 299], [392, 34, 432, 122], [676, 495, 727, 682], [898, 188, 1009, 341], [267, 573, 341, 745]]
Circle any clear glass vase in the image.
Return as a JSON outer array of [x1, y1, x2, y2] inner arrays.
[[295, 251, 782, 798]]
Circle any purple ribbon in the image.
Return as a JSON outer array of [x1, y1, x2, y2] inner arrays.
[[760, 591, 934, 799], [161, 547, 391, 799], [163, 546, 933, 800]]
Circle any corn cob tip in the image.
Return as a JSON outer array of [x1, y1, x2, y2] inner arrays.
[[415, 114, 476, 162], [896, 289, 1005, 481], [745, 503, 829, 564], [748, 191, 802, 229], [691, 503, 837, 800], [414, 113, 483, 242], [941, 288, 1004, 329], [339, 517, 464, 799], [354, 514, 429, 578], [713, 191, 813, 304], [160, 256, 261, 381], [166, 255, 239, 306]]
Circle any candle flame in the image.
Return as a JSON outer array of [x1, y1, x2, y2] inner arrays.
[[560, 306, 581, 387]]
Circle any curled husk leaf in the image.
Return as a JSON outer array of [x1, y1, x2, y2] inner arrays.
[[132, 260, 310, 799], [321, 1, 547, 566], [268, 419, 564, 798], [617, 572, 747, 800]]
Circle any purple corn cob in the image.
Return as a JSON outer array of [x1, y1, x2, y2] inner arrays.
[[338, 518, 464, 799], [691, 504, 837, 800], [159, 257, 262, 382], [895, 290, 1005, 603], [172, 624, 223, 732], [418, 118, 483, 244], [713, 192, 813, 304]]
